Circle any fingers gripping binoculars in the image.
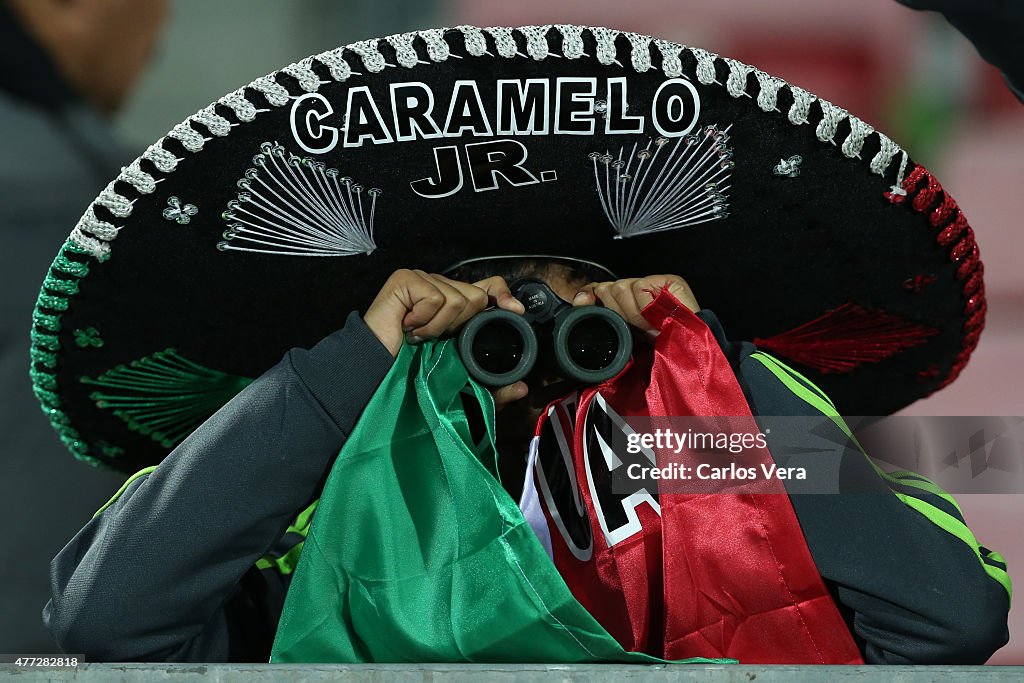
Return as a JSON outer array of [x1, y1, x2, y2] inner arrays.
[[457, 279, 633, 387]]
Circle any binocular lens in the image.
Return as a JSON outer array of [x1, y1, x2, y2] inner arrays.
[[554, 307, 632, 383], [471, 320, 524, 375], [566, 317, 620, 371], [458, 311, 537, 387]]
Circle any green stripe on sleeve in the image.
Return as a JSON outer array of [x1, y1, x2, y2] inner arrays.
[[256, 541, 307, 575], [286, 499, 319, 536], [987, 549, 1008, 565], [750, 351, 1011, 601], [255, 498, 320, 575], [896, 494, 1012, 601], [749, 353, 854, 441], [92, 465, 158, 519], [886, 471, 965, 518], [752, 352, 836, 410], [752, 353, 934, 487]]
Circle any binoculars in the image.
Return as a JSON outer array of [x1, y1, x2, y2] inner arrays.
[[457, 278, 633, 387]]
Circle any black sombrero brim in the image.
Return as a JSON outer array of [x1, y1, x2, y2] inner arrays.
[[31, 25, 985, 472]]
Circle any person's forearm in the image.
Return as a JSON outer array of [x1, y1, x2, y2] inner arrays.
[[43, 312, 394, 661]]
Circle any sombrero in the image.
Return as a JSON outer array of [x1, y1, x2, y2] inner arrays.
[[30, 25, 985, 473]]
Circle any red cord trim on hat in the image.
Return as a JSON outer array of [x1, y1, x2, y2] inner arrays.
[[964, 271, 983, 297], [910, 169, 942, 212], [950, 237, 974, 262], [937, 215, 969, 247], [753, 303, 939, 374], [902, 275, 937, 293], [965, 292, 985, 316], [930, 195, 958, 227], [895, 164, 986, 392], [955, 245, 980, 280]]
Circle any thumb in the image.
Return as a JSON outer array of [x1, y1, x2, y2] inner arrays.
[[492, 381, 529, 411], [659, 277, 700, 313]]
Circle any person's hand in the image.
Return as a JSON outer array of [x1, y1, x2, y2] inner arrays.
[[572, 274, 699, 335], [363, 269, 529, 411], [363, 269, 525, 357]]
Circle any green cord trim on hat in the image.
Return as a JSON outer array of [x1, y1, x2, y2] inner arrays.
[[36, 292, 71, 312], [33, 310, 62, 333], [29, 237, 254, 466], [80, 349, 255, 449], [43, 277, 80, 296], [30, 368, 57, 391], [30, 329, 60, 351], [52, 252, 91, 277], [29, 239, 100, 466], [33, 386, 60, 406]]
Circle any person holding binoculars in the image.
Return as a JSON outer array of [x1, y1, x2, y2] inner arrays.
[[39, 21, 1010, 665], [45, 254, 1009, 663], [363, 263, 698, 406], [362, 262, 698, 488]]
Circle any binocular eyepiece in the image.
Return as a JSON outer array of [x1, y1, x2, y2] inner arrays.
[[457, 278, 632, 387]]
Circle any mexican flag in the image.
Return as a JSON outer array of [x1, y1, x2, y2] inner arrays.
[[269, 291, 861, 664]]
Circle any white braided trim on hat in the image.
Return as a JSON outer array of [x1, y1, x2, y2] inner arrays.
[[70, 24, 908, 260]]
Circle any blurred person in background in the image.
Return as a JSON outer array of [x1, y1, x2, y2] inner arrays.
[[0, 0, 168, 654], [896, 0, 1024, 101]]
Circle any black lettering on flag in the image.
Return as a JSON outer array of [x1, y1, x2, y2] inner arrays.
[[535, 398, 594, 561], [584, 394, 661, 547]]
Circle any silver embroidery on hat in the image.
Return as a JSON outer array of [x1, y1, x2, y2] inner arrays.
[[773, 155, 803, 178], [592, 125, 733, 239], [218, 142, 379, 256], [192, 106, 232, 137], [282, 58, 323, 92], [163, 197, 198, 224]]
